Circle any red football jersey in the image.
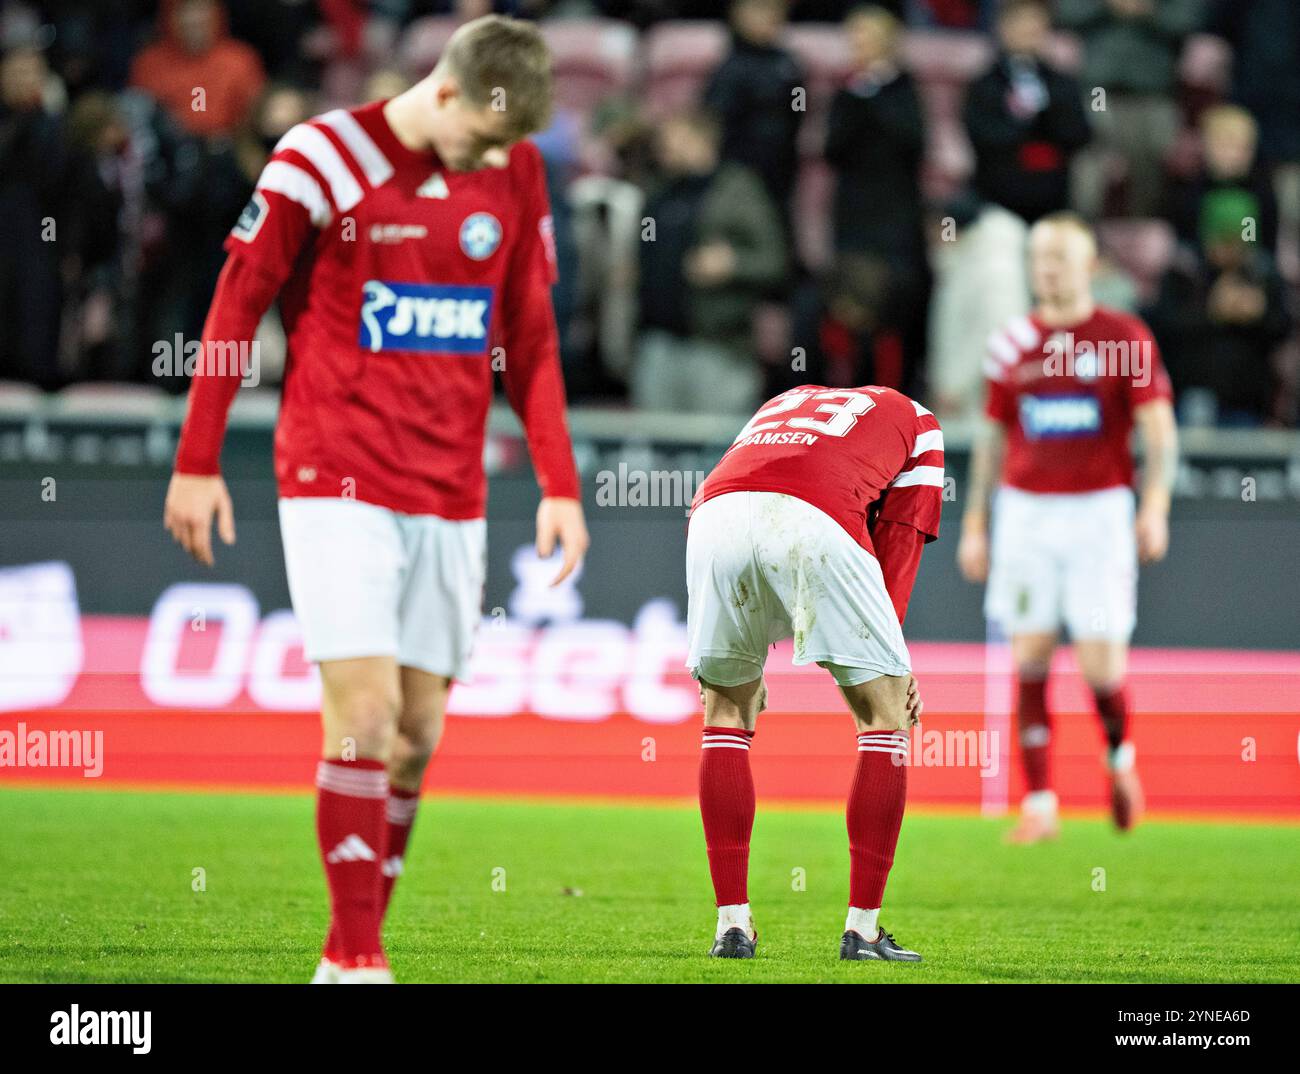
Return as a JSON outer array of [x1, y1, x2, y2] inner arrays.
[[983, 306, 1172, 494], [175, 100, 579, 517], [691, 385, 945, 558]]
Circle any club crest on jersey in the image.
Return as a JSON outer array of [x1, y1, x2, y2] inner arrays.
[[1072, 345, 1100, 381], [1019, 394, 1101, 439], [359, 281, 493, 354], [1043, 331, 1099, 381], [459, 212, 502, 260]]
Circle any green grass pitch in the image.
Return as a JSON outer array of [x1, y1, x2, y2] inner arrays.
[[1, 786, 1297, 983]]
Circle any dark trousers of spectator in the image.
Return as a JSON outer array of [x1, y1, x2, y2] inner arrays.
[[0, 234, 62, 388]]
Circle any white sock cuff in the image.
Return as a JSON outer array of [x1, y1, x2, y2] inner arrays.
[[1108, 742, 1136, 773], [1022, 789, 1059, 816], [716, 902, 751, 934], [845, 906, 880, 938]]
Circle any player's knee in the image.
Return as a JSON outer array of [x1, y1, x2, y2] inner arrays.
[[699, 674, 766, 729], [334, 685, 401, 755], [391, 717, 441, 781], [1016, 660, 1051, 682], [870, 701, 911, 732], [844, 673, 911, 731], [389, 732, 432, 784]]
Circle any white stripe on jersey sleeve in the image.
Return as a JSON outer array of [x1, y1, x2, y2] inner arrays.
[[274, 123, 364, 212], [257, 160, 332, 227], [317, 109, 394, 188], [987, 330, 1019, 366], [1005, 314, 1041, 351], [890, 465, 945, 489], [911, 428, 944, 457]]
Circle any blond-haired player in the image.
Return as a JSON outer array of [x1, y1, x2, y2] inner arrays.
[[958, 213, 1178, 842], [165, 16, 588, 980]]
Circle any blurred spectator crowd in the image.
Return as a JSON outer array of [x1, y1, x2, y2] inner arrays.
[[3, 0, 1299, 427]]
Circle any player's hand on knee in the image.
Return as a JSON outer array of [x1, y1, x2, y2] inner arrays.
[[906, 675, 923, 727], [536, 496, 589, 586], [164, 472, 236, 567], [957, 528, 989, 583]]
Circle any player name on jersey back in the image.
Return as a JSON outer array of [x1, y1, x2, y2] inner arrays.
[[692, 385, 944, 557], [732, 429, 822, 448]]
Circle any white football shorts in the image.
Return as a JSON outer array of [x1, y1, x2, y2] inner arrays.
[[686, 491, 911, 688], [985, 485, 1137, 641], [278, 497, 486, 678]]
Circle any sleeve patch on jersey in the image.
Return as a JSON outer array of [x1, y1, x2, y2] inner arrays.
[[231, 191, 269, 244]]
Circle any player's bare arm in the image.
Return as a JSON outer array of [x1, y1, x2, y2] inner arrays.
[[164, 472, 236, 568], [1134, 398, 1178, 564], [957, 417, 1006, 583], [536, 495, 589, 586]]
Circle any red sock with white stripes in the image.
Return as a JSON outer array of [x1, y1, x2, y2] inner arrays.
[[323, 785, 420, 959], [380, 787, 420, 920], [1017, 676, 1052, 792], [699, 726, 756, 909], [316, 758, 388, 968], [847, 730, 909, 920]]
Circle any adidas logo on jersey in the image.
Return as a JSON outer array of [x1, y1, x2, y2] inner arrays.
[[326, 834, 377, 864], [417, 172, 449, 199]]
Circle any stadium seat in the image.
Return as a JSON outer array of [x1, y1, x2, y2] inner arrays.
[[793, 158, 836, 271], [399, 16, 636, 120], [1096, 218, 1177, 301], [539, 19, 638, 115], [901, 32, 988, 196], [783, 24, 854, 103], [321, 58, 367, 111], [641, 20, 729, 118], [398, 16, 459, 82], [924, 117, 975, 200], [784, 24, 853, 163], [901, 30, 992, 86]]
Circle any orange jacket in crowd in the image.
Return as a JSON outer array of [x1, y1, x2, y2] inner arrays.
[[129, 0, 266, 139]]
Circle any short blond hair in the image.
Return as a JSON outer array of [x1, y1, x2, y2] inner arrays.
[[438, 15, 553, 139], [1030, 211, 1098, 257]]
